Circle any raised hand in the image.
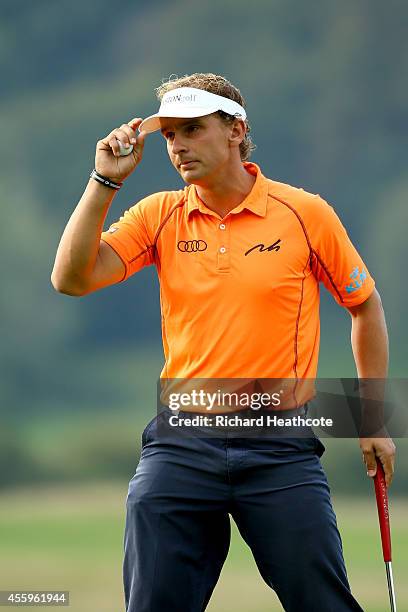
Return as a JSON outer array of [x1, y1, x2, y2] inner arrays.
[[95, 117, 146, 183]]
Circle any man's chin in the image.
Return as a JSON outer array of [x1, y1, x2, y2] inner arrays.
[[179, 167, 205, 184]]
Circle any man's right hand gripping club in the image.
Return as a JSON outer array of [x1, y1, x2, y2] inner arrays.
[[96, 117, 146, 183]]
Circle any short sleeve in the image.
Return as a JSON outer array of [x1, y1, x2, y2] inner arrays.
[[101, 199, 155, 282], [309, 196, 375, 307]]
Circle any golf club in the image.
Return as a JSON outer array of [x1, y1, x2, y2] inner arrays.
[[373, 457, 397, 611]]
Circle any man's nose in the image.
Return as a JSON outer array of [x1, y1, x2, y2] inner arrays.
[[171, 134, 187, 155]]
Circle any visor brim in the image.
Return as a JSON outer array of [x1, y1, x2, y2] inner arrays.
[[139, 107, 223, 133]]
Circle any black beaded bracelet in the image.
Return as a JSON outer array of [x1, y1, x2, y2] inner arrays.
[[90, 169, 123, 190]]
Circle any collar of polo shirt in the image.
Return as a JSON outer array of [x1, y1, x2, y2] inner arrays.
[[139, 87, 247, 134], [186, 163, 268, 219]]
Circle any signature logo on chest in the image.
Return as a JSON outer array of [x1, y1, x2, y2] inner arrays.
[[245, 239, 282, 256]]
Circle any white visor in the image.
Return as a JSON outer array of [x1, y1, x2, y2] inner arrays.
[[139, 87, 247, 133]]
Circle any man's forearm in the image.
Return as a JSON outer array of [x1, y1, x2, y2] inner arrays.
[[51, 179, 116, 295]]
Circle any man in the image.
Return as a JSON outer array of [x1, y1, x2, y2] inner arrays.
[[52, 73, 395, 611]]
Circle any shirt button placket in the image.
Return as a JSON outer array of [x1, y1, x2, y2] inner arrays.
[[217, 221, 230, 272]]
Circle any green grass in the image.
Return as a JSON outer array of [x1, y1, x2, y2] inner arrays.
[[0, 483, 406, 611]]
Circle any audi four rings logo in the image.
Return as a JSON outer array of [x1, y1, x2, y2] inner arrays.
[[177, 240, 208, 252]]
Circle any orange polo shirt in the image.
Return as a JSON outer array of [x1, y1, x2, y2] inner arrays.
[[101, 163, 374, 406]]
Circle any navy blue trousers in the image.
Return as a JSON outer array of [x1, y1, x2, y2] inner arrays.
[[124, 410, 364, 611]]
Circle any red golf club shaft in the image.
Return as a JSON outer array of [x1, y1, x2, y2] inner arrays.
[[373, 458, 397, 611]]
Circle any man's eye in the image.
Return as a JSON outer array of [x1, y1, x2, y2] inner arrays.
[[187, 125, 200, 133], [165, 132, 175, 140]]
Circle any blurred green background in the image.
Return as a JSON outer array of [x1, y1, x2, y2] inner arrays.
[[1, 0, 407, 610]]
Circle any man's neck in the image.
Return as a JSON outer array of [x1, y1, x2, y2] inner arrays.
[[195, 162, 256, 219]]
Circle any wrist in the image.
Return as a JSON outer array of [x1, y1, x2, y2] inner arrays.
[[90, 169, 123, 190]]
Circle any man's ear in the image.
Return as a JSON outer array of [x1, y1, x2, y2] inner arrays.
[[228, 118, 246, 147]]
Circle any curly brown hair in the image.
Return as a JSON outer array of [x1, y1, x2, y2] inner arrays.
[[155, 73, 256, 161]]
